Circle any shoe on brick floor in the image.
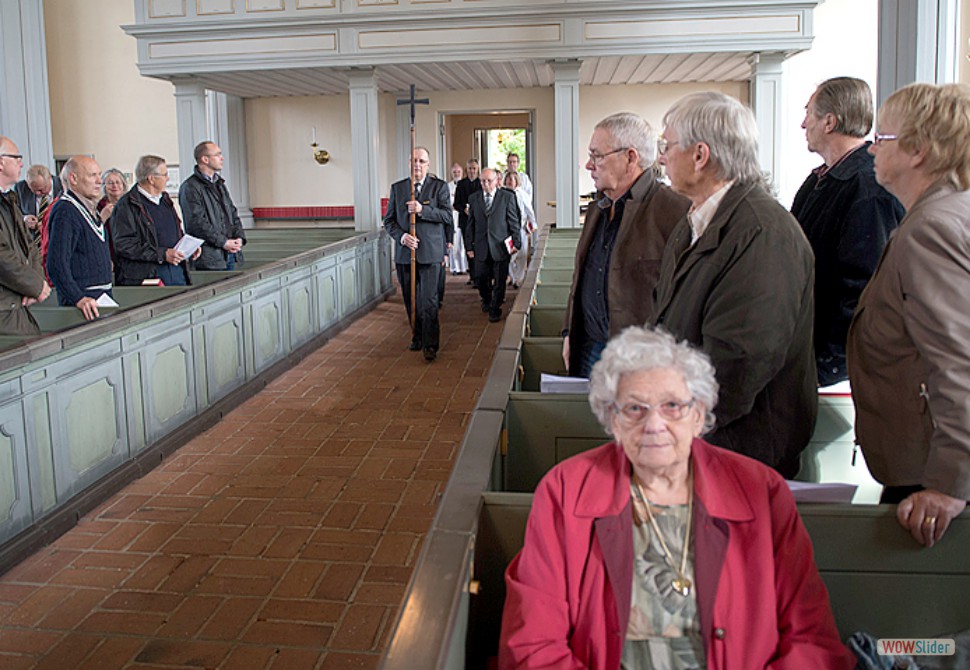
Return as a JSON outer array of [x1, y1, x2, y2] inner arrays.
[[481, 302, 489, 313], [488, 310, 502, 323], [423, 347, 437, 362], [409, 341, 421, 351]]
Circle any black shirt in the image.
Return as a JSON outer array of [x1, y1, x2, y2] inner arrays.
[[577, 192, 630, 343]]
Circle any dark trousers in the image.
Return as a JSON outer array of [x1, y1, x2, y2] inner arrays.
[[397, 262, 441, 351], [437, 260, 446, 304], [477, 254, 509, 316], [575, 338, 607, 379]]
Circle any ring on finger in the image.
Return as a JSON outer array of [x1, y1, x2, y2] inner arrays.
[[923, 516, 937, 525]]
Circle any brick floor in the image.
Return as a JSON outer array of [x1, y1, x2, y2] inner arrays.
[[0, 274, 506, 669]]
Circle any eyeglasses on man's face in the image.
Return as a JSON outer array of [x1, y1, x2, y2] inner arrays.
[[587, 147, 629, 165], [657, 137, 680, 156], [611, 399, 695, 425], [0, 153, 23, 161]]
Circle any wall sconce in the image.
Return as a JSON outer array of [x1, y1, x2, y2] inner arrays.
[[311, 126, 330, 165]]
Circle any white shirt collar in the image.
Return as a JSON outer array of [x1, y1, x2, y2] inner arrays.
[[138, 185, 162, 205], [688, 181, 734, 245]]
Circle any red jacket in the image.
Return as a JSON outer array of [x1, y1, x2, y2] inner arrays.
[[499, 439, 854, 669]]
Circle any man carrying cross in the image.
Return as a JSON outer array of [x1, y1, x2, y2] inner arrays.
[[383, 146, 452, 361]]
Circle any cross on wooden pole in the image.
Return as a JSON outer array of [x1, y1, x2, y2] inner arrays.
[[397, 84, 429, 337]]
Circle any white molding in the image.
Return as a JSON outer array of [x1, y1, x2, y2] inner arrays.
[[749, 52, 785, 191], [553, 60, 581, 230], [349, 69, 381, 232]]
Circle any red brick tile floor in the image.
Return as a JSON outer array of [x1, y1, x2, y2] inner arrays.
[[0, 272, 511, 670]]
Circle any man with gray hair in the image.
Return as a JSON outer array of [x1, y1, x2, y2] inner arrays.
[[650, 92, 816, 478], [792, 77, 903, 386], [15, 163, 63, 238], [111, 155, 200, 286], [46, 155, 112, 321], [562, 112, 690, 377]]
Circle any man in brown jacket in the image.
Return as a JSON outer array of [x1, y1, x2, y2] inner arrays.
[[562, 112, 690, 377], [0, 136, 51, 336], [651, 93, 817, 478]]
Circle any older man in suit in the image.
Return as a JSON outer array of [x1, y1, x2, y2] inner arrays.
[[465, 168, 521, 322], [383, 146, 453, 361], [15, 164, 63, 237]]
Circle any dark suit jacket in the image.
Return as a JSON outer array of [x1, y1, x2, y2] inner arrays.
[[453, 176, 482, 233], [15, 176, 64, 217], [650, 181, 817, 477], [466, 188, 521, 262], [383, 176, 453, 266]]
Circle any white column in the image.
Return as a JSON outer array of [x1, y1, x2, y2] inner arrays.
[[207, 91, 254, 228], [395, 95, 412, 179], [0, 0, 54, 169], [749, 52, 785, 194], [349, 68, 381, 232], [877, 0, 960, 106], [552, 60, 582, 230], [173, 80, 208, 185]]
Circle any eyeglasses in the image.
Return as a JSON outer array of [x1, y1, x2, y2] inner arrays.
[[873, 133, 899, 145], [587, 147, 629, 165], [612, 399, 695, 425], [0, 153, 23, 161], [153, 172, 169, 179], [657, 138, 679, 155]]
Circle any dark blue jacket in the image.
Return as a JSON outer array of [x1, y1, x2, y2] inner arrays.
[[791, 143, 904, 386], [46, 192, 112, 306]]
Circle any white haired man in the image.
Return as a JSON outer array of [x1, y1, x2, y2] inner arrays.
[[650, 92, 816, 478]]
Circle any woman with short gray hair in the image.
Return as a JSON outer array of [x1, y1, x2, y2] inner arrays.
[[500, 326, 852, 669]]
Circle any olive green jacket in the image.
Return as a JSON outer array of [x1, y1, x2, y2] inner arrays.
[[0, 192, 44, 336]]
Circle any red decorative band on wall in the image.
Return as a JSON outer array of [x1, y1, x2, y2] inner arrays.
[[252, 200, 390, 220]]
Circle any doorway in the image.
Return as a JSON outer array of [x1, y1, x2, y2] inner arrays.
[[440, 110, 534, 203]]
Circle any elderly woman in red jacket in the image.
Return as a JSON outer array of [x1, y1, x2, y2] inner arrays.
[[499, 326, 853, 669]]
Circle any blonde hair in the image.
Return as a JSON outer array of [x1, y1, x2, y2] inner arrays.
[[881, 82, 970, 190]]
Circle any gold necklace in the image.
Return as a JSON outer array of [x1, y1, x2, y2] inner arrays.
[[632, 465, 694, 597]]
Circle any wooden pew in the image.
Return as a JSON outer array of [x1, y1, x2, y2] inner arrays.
[[470, 492, 970, 665]]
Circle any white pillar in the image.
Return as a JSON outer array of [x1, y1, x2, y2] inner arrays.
[[0, 0, 54, 169], [349, 68, 381, 232], [173, 80, 208, 185], [395, 95, 412, 179], [877, 0, 959, 106], [749, 52, 785, 194], [207, 91, 254, 228], [552, 60, 582, 229]]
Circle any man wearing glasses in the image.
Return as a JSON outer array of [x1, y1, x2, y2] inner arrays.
[[562, 112, 689, 378], [180, 141, 246, 271], [650, 92, 816, 478], [0, 137, 51, 335], [791, 77, 903, 387]]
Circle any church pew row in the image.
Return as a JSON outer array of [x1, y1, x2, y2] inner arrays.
[[380, 226, 969, 670], [0, 228, 393, 569], [468, 493, 970, 665]]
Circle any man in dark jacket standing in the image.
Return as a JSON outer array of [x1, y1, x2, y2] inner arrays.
[[651, 92, 816, 479], [465, 168, 520, 323], [791, 77, 904, 386], [383, 146, 453, 361], [179, 141, 246, 270], [563, 112, 690, 377], [112, 155, 199, 286], [0, 136, 50, 335]]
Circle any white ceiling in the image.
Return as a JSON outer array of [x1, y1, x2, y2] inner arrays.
[[176, 52, 756, 98]]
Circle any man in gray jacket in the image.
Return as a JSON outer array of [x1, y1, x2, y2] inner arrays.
[[650, 92, 817, 478], [179, 141, 246, 270]]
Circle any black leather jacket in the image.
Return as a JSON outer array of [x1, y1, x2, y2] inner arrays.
[[178, 167, 246, 270]]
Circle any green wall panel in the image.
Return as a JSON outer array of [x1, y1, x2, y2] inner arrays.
[[151, 345, 190, 425], [66, 379, 119, 475]]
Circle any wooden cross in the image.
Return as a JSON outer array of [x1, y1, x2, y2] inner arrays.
[[396, 85, 430, 336]]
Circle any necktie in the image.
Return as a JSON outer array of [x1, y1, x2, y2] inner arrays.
[[485, 192, 493, 212], [414, 182, 422, 198], [38, 193, 51, 220]]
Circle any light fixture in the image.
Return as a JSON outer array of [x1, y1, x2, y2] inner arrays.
[[311, 126, 330, 165]]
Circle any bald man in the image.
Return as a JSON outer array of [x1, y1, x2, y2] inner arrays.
[[46, 156, 113, 321]]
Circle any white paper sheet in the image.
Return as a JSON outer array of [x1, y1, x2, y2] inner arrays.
[[540, 373, 589, 394], [96, 293, 119, 307], [174, 234, 204, 258], [786, 480, 857, 503]]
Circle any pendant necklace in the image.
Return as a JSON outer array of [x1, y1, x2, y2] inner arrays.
[[632, 464, 694, 598]]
